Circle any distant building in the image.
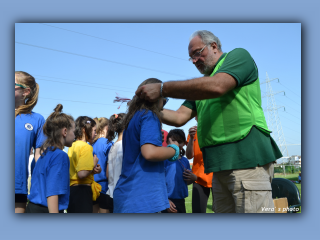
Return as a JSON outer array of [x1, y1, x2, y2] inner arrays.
[[276, 155, 301, 166], [289, 155, 301, 166]]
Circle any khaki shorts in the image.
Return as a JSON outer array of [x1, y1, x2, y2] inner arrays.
[[212, 162, 275, 213]]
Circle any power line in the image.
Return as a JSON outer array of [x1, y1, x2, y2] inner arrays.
[[283, 111, 301, 120], [40, 97, 120, 106], [277, 113, 301, 125], [285, 95, 301, 106], [36, 78, 135, 94], [15, 41, 188, 78], [273, 98, 301, 113], [278, 82, 301, 98], [39, 23, 188, 61], [34, 74, 136, 90], [282, 125, 301, 134]]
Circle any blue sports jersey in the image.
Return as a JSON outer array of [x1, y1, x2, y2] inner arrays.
[[93, 138, 114, 194], [15, 112, 46, 195], [28, 148, 70, 211], [113, 110, 170, 213], [164, 156, 191, 199]]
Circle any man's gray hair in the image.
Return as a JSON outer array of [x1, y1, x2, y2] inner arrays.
[[190, 30, 222, 51]]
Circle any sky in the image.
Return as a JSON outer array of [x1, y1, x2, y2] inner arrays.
[[15, 23, 301, 160]]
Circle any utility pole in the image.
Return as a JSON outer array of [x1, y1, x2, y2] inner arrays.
[[261, 72, 289, 164]]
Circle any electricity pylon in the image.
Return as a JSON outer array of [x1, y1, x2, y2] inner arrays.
[[261, 72, 289, 159]]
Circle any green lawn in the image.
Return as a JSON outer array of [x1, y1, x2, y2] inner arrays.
[[185, 185, 214, 213], [185, 173, 301, 213]]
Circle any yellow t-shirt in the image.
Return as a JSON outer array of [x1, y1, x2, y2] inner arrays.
[[68, 140, 101, 201]]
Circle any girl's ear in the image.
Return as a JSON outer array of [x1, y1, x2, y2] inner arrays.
[[23, 88, 31, 98], [62, 128, 67, 137]]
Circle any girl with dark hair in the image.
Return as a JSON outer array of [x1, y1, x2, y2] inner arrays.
[[67, 116, 102, 213], [106, 113, 126, 213], [162, 129, 197, 213], [92, 117, 114, 213], [113, 78, 180, 213], [15, 71, 46, 213], [26, 104, 75, 213]]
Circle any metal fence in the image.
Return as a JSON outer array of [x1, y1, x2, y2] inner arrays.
[[274, 164, 301, 175]]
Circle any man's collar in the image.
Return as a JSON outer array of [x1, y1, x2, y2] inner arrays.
[[213, 52, 227, 71]]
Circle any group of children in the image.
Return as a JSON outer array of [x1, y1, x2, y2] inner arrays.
[[15, 72, 199, 213]]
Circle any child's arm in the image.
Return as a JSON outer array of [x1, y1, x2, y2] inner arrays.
[[92, 164, 101, 174], [34, 148, 41, 162], [47, 195, 59, 213], [183, 169, 197, 185], [141, 138, 178, 162], [186, 139, 194, 159], [186, 127, 197, 159], [77, 154, 99, 178], [166, 199, 178, 213], [106, 163, 109, 180], [141, 144, 175, 162]]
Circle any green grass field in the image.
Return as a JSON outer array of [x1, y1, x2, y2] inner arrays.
[[184, 173, 301, 213]]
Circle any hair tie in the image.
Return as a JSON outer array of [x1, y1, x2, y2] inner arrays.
[[86, 120, 91, 124], [114, 114, 118, 119]]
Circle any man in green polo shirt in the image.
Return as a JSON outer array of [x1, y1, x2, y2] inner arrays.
[[135, 30, 282, 213]]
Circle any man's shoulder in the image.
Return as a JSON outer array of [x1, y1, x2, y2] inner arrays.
[[227, 48, 252, 59]]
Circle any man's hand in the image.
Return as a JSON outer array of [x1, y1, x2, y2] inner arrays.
[[135, 83, 161, 102], [167, 199, 178, 213], [188, 126, 197, 139], [93, 164, 101, 174]]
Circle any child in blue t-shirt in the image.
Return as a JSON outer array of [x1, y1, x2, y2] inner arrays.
[[162, 129, 197, 213], [92, 117, 114, 213], [26, 104, 75, 213], [15, 71, 46, 213], [113, 78, 180, 213]]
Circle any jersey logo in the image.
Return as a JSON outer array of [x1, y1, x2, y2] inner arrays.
[[25, 123, 33, 131]]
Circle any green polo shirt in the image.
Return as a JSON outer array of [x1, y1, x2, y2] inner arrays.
[[183, 48, 282, 173]]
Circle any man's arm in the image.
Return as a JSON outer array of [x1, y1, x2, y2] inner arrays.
[[135, 73, 237, 102], [160, 105, 196, 127]]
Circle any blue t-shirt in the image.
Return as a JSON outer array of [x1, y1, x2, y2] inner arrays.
[[15, 112, 46, 195], [113, 110, 170, 213], [164, 156, 191, 200], [93, 138, 114, 194], [28, 148, 70, 211]]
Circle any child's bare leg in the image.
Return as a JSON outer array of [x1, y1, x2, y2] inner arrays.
[[99, 208, 110, 213], [93, 204, 99, 213], [15, 202, 26, 213]]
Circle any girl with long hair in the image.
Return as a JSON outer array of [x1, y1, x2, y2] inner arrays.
[[113, 78, 180, 213], [15, 71, 46, 213], [26, 104, 75, 213]]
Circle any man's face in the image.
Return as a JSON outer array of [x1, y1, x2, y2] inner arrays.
[[188, 36, 216, 76]]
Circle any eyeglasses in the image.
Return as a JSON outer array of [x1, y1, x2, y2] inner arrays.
[[188, 45, 208, 62], [15, 83, 27, 89], [163, 97, 169, 107]]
